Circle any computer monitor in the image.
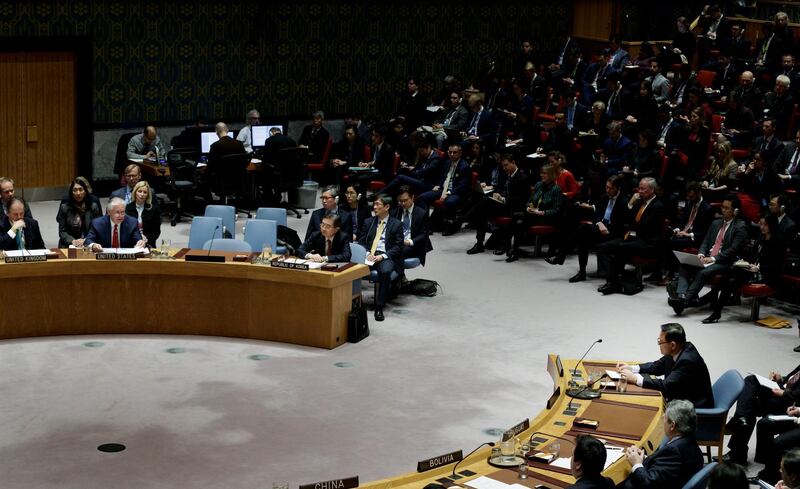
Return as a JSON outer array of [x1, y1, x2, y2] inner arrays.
[[251, 124, 285, 148], [200, 131, 221, 154]]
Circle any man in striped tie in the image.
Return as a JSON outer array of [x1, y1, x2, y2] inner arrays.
[[0, 198, 44, 251]]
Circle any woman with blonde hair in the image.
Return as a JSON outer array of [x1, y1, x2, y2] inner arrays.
[[125, 180, 161, 246]]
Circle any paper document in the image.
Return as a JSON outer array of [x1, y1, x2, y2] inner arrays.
[[101, 247, 149, 255], [250, 158, 262, 164], [767, 415, 796, 423], [605, 369, 621, 380], [603, 446, 626, 469], [750, 372, 780, 390], [196, 162, 208, 168], [425, 106, 441, 113], [463, 476, 511, 489], [129, 158, 144, 163], [525, 152, 546, 159], [550, 457, 571, 469], [365, 257, 376, 266], [4, 249, 51, 257]]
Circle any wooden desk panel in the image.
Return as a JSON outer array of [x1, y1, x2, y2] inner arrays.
[[0, 259, 368, 349]]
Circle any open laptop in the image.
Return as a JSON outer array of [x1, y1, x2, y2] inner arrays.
[[673, 250, 711, 268]]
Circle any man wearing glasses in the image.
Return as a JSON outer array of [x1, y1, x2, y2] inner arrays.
[[616, 323, 714, 408], [305, 186, 353, 241]]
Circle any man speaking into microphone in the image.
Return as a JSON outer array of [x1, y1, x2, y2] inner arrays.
[[617, 323, 714, 408]]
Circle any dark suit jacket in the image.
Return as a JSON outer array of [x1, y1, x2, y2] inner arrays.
[[262, 134, 297, 163], [625, 198, 666, 247], [638, 342, 714, 408], [370, 142, 396, 181], [698, 218, 748, 265], [594, 192, 628, 238], [85, 215, 142, 248], [125, 200, 161, 247], [208, 136, 246, 172], [412, 153, 446, 188], [751, 135, 784, 169], [602, 135, 634, 174], [502, 169, 532, 214], [358, 215, 404, 273], [305, 206, 354, 242], [673, 199, 714, 245], [391, 204, 432, 265], [0, 217, 45, 251], [619, 435, 703, 489], [438, 159, 472, 198], [298, 125, 331, 160], [110, 185, 133, 202], [773, 141, 800, 178], [297, 230, 351, 263], [567, 475, 614, 489]]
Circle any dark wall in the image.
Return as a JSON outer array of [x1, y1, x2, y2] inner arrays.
[[0, 1, 570, 126]]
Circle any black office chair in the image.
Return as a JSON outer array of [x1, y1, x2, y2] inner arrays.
[[275, 147, 310, 218], [114, 132, 139, 181], [166, 148, 200, 226], [218, 152, 253, 218]]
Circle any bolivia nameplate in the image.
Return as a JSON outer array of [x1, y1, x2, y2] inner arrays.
[[96, 253, 137, 260], [299, 475, 358, 489], [270, 259, 309, 270], [502, 418, 531, 441], [4, 254, 47, 264], [417, 449, 463, 472]]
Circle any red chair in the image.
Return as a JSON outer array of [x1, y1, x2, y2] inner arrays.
[[736, 192, 761, 224], [526, 225, 558, 257], [731, 149, 749, 161], [740, 283, 777, 321], [696, 70, 717, 89], [711, 114, 724, 134], [306, 136, 333, 181], [368, 153, 401, 191]]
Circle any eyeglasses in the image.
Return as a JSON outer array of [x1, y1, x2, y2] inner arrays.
[[656, 338, 670, 345], [320, 196, 335, 201]]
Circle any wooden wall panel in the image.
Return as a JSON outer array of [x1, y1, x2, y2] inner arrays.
[[21, 52, 76, 189], [572, 0, 614, 42], [0, 54, 24, 185]]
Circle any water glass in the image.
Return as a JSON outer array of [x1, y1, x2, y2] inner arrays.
[[617, 376, 628, 393], [549, 441, 561, 456], [161, 239, 172, 255], [491, 446, 501, 461], [518, 462, 528, 479], [500, 439, 516, 463], [520, 441, 530, 457], [262, 245, 273, 260]]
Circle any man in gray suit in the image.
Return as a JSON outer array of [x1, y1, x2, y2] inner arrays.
[[647, 59, 671, 105], [669, 194, 748, 314], [110, 164, 142, 205]]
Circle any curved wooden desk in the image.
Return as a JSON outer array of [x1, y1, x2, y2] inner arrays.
[[0, 256, 369, 349], [362, 356, 665, 488]]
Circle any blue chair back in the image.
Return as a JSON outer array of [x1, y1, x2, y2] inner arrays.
[[711, 369, 744, 411], [255, 207, 288, 227], [202, 238, 252, 253], [205, 205, 236, 238], [350, 242, 367, 296], [681, 461, 716, 489], [243, 219, 277, 253], [188, 216, 223, 249]]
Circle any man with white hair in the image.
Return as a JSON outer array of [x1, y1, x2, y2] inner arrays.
[[618, 399, 703, 489], [85, 197, 144, 251], [236, 109, 260, 153], [764, 74, 795, 139]]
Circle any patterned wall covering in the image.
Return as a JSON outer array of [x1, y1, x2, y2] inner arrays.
[[0, 1, 570, 126]]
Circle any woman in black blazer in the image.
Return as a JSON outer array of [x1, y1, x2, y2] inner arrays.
[[125, 180, 161, 247], [56, 177, 103, 248]]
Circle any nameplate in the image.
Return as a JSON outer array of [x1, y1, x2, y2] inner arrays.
[[185, 255, 225, 263], [270, 259, 309, 270], [4, 254, 47, 263], [298, 476, 358, 489], [502, 418, 531, 441], [417, 450, 463, 472], [96, 253, 137, 260]]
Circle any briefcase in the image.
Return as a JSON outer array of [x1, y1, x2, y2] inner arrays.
[[348, 297, 369, 343]]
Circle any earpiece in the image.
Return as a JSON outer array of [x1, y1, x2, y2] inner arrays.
[[733, 208, 739, 215], [781, 205, 786, 212]]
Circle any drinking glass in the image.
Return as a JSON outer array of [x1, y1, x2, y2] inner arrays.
[[161, 239, 172, 255], [617, 376, 628, 393], [549, 441, 561, 456], [500, 439, 516, 463]]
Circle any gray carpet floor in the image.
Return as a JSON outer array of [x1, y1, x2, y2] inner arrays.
[[0, 198, 796, 488]]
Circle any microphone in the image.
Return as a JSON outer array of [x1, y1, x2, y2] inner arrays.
[[567, 372, 608, 410], [452, 441, 495, 477], [206, 225, 220, 257], [277, 238, 295, 256], [572, 338, 603, 376]]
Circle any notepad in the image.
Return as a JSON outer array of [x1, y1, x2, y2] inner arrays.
[[605, 369, 621, 380], [463, 476, 512, 489], [767, 415, 796, 423], [749, 372, 780, 390]]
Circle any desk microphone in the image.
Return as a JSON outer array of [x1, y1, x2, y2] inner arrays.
[[186, 225, 225, 262], [206, 225, 220, 257], [277, 238, 295, 256], [572, 338, 603, 376], [452, 441, 495, 477]]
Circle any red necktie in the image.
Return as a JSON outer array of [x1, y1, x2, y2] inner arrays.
[[683, 205, 698, 233], [710, 222, 728, 257], [112, 224, 120, 248]]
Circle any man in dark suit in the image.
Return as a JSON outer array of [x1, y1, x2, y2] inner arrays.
[[297, 214, 351, 263], [466, 154, 530, 255], [775, 130, 800, 187], [356, 125, 396, 186], [723, 363, 800, 465], [763, 76, 795, 140], [0, 177, 33, 228], [670, 182, 714, 250], [669, 194, 748, 314], [618, 323, 714, 408], [392, 186, 432, 266], [358, 194, 404, 321], [262, 127, 297, 163], [110, 164, 142, 204], [378, 139, 444, 200], [769, 194, 798, 243], [207, 122, 247, 197], [582, 48, 610, 105], [463, 94, 497, 153], [597, 177, 666, 295], [618, 399, 704, 489], [752, 118, 785, 169], [566, 435, 614, 489], [298, 110, 331, 163], [0, 198, 44, 251], [601, 121, 634, 176], [546, 175, 627, 282], [422, 143, 472, 235], [85, 197, 144, 251], [305, 186, 354, 241]]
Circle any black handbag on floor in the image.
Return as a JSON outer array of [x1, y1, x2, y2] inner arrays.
[[348, 297, 369, 343]]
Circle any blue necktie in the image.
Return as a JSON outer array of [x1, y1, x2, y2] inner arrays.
[[402, 211, 410, 233], [604, 198, 615, 224]]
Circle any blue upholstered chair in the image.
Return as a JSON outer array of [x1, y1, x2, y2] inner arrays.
[[201, 238, 252, 253], [696, 369, 744, 462], [188, 216, 223, 249], [255, 207, 288, 227], [204, 205, 236, 239], [243, 219, 277, 254], [681, 462, 716, 489]]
